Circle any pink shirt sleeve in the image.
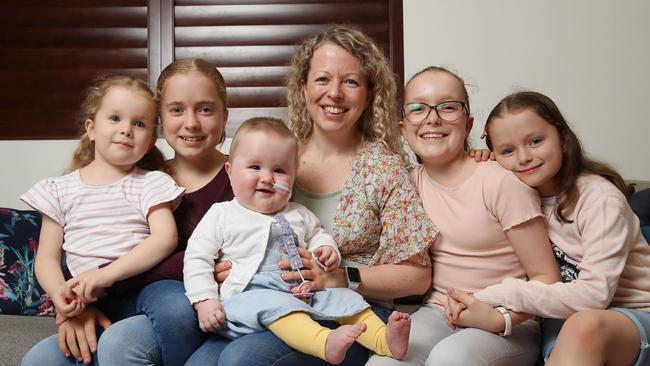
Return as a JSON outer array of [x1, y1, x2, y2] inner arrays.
[[475, 192, 633, 318], [484, 169, 541, 231], [21, 177, 65, 226], [139, 171, 185, 215]]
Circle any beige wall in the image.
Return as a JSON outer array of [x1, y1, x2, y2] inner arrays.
[[403, 0, 650, 180], [2, 0, 649, 208]]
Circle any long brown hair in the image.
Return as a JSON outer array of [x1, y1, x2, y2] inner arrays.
[[484, 91, 630, 223], [68, 75, 165, 173]]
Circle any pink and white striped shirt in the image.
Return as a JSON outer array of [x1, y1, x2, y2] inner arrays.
[[21, 168, 184, 276]]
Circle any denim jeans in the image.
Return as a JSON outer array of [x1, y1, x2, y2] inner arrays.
[[21, 334, 100, 366], [541, 318, 565, 361], [21, 292, 139, 366], [98, 280, 205, 366], [97, 315, 162, 365], [186, 302, 393, 366]]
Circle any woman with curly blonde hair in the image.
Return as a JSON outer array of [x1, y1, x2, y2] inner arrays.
[[200, 25, 438, 366], [285, 25, 406, 163]]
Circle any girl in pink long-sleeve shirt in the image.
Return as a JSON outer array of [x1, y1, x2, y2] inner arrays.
[[449, 91, 650, 366]]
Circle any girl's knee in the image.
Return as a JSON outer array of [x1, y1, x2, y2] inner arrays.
[[427, 345, 475, 366], [137, 280, 186, 310], [97, 317, 161, 365], [137, 281, 195, 325], [366, 354, 408, 366], [21, 335, 74, 366], [562, 310, 608, 339]]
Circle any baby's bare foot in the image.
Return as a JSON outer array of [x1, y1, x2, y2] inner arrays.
[[325, 323, 367, 364], [386, 311, 411, 359]]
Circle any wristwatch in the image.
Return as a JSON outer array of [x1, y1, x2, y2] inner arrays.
[[495, 306, 512, 336], [344, 266, 361, 291]]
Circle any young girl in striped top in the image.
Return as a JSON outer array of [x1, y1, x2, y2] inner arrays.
[[21, 75, 184, 320]]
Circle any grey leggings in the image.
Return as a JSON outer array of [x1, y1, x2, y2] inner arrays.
[[366, 305, 540, 366]]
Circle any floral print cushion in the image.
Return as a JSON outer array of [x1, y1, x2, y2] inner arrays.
[[0, 208, 54, 316]]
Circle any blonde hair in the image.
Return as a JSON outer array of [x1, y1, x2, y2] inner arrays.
[[229, 117, 298, 165], [286, 25, 406, 163], [156, 58, 228, 118], [68, 75, 164, 173]]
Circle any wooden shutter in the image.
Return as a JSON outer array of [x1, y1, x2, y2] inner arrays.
[[0, 1, 149, 139], [171, 0, 403, 136], [0, 1, 402, 139]]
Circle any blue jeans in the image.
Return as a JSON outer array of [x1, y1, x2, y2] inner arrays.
[[187, 302, 394, 366], [21, 292, 139, 366], [22, 334, 100, 366], [541, 318, 565, 361], [98, 280, 205, 366], [97, 315, 162, 365]]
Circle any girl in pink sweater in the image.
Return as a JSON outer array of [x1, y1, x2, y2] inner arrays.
[[449, 91, 650, 366]]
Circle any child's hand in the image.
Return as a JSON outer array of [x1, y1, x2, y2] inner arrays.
[[444, 289, 467, 329], [213, 249, 232, 285], [194, 298, 226, 333], [446, 288, 504, 333], [52, 285, 86, 318], [64, 268, 112, 304], [312, 246, 338, 272], [468, 149, 495, 162]]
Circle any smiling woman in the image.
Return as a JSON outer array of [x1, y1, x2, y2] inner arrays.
[[300, 43, 371, 141], [198, 25, 438, 366]]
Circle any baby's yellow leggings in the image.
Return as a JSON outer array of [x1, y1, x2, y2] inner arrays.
[[266, 308, 392, 361]]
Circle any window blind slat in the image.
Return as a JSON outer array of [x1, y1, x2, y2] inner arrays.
[[228, 87, 287, 108], [6, 1, 146, 7], [174, 4, 387, 26], [176, 46, 298, 67], [220, 66, 289, 87], [2, 28, 147, 47], [5, 6, 147, 27], [176, 0, 368, 5], [2, 49, 147, 69]]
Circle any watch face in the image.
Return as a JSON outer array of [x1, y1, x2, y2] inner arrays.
[[347, 267, 361, 283]]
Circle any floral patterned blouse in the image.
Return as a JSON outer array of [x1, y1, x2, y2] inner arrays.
[[332, 140, 438, 266]]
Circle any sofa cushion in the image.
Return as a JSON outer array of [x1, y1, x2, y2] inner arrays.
[[0, 208, 54, 316]]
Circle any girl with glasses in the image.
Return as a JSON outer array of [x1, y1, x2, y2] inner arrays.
[[367, 66, 561, 366]]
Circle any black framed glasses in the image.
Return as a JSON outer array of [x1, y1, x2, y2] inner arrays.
[[402, 101, 468, 124]]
